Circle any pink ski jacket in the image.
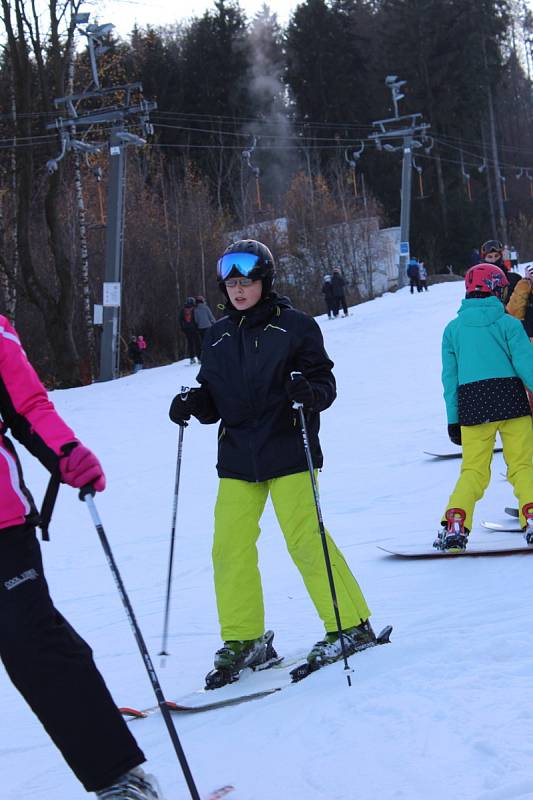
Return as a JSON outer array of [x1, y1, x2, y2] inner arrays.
[[0, 315, 76, 530]]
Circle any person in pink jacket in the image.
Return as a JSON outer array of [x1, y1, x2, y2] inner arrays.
[[0, 316, 161, 799]]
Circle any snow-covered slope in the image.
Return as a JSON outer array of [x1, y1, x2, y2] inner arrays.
[[4, 282, 533, 800]]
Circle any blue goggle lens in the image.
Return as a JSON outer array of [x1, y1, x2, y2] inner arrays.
[[217, 252, 261, 280]]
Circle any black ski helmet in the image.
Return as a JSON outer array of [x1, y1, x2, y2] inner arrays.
[[217, 239, 276, 296]]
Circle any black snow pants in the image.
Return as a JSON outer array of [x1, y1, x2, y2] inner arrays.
[[184, 328, 202, 360], [0, 525, 144, 792]]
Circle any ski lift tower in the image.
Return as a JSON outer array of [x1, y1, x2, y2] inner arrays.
[[370, 76, 430, 289]]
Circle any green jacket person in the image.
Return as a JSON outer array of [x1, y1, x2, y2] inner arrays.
[[169, 240, 373, 680]]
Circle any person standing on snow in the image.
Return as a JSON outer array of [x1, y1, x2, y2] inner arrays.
[[168, 240, 374, 679], [479, 239, 521, 305], [178, 297, 202, 365], [321, 274, 335, 319], [418, 261, 429, 291], [193, 295, 216, 342], [436, 264, 533, 552], [128, 335, 144, 374], [331, 267, 349, 317], [0, 315, 162, 799], [407, 258, 421, 294]]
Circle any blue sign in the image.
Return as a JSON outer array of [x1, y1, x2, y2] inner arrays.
[[399, 241, 410, 257]]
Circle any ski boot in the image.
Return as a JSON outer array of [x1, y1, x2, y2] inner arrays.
[[95, 766, 163, 799], [205, 630, 279, 690], [522, 503, 533, 545], [306, 620, 377, 668]]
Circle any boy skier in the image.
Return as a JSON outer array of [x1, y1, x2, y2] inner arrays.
[[0, 315, 162, 798], [436, 264, 533, 551], [169, 240, 374, 681]]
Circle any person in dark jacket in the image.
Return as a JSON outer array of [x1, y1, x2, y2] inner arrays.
[[178, 297, 202, 364], [479, 239, 521, 305], [127, 335, 144, 373], [169, 240, 373, 676], [321, 275, 335, 319], [407, 259, 421, 294], [331, 267, 348, 316]]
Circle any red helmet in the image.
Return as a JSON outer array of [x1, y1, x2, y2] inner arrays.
[[465, 263, 509, 296]]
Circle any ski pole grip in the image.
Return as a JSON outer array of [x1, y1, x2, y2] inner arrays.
[[79, 484, 96, 502], [289, 372, 304, 410]]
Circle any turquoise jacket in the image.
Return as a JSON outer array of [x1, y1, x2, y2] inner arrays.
[[442, 296, 533, 424]]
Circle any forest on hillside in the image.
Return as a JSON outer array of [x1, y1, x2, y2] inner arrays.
[[1, 0, 532, 384]]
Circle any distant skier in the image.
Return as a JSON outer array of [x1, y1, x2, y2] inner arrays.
[[479, 239, 521, 304], [407, 258, 421, 294], [437, 264, 533, 552], [0, 315, 161, 799], [331, 267, 349, 316], [193, 295, 216, 342], [128, 335, 144, 373], [321, 274, 335, 319], [169, 240, 374, 680], [418, 261, 429, 291], [179, 297, 202, 364]]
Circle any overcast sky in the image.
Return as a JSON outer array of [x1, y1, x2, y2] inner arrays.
[[87, 0, 295, 36]]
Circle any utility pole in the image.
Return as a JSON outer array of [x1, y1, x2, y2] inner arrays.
[[370, 77, 430, 289], [46, 16, 156, 382]]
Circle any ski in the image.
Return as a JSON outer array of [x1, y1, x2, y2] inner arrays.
[[377, 543, 532, 558], [206, 789, 235, 800], [481, 521, 521, 532], [290, 625, 393, 683], [423, 447, 502, 460], [120, 688, 281, 718], [505, 506, 519, 518]]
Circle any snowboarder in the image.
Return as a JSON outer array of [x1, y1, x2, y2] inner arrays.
[[194, 295, 217, 342], [178, 297, 202, 364], [418, 261, 429, 291], [479, 239, 521, 304], [169, 240, 374, 678], [128, 335, 144, 373], [407, 259, 421, 294], [321, 274, 335, 319], [0, 315, 161, 798], [437, 263, 533, 551], [331, 267, 349, 316]]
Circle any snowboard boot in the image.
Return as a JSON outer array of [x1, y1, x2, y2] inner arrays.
[[522, 502, 533, 545], [306, 620, 377, 667], [205, 630, 278, 688], [95, 767, 163, 799], [434, 508, 468, 552]]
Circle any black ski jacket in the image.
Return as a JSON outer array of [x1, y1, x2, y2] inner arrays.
[[194, 294, 336, 482]]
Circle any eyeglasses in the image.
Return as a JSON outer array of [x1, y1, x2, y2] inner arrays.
[[217, 252, 261, 280], [224, 277, 254, 288]]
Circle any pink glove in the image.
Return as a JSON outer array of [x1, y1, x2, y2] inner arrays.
[[60, 443, 106, 491]]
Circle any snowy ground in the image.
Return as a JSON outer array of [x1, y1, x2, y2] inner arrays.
[[4, 281, 533, 800]]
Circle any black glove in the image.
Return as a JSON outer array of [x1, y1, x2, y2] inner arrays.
[[169, 388, 201, 427], [448, 423, 462, 446], [286, 373, 314, 409]]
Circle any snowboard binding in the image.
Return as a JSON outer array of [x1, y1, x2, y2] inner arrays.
[[434, 508, 468, 552]]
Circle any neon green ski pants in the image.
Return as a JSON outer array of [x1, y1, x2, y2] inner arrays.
[[443, 415, 533, 529], [213, 471, 371, 641]]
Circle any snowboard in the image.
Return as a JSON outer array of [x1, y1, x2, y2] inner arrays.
[[481, 521, 521, 533], [377, 542, 533, 559], [423, 447, 503, 460]]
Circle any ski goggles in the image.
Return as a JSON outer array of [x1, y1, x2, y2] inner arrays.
[[481, 239, 504, 255], [217, 252, 261, 281]]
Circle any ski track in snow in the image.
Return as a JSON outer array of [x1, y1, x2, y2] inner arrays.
[[3, 281, 533, 799]]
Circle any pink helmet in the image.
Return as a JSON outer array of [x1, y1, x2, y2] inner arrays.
[[465, 263, 509, 296]]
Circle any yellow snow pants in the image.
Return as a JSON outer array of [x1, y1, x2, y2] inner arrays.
[[443, 415, 533, 529], [213, 471, 371, 641]]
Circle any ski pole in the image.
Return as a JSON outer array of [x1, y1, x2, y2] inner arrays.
[[290, 371, 353, 687], [159, 413, 187, 663], [79, 487, 201, 800]]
